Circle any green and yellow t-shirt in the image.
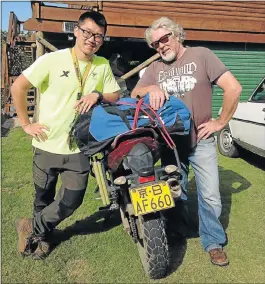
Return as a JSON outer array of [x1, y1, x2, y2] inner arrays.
[[23, 48, 120, 155]]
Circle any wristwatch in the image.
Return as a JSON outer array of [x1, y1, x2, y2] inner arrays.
[[93, 90, 104, 103]]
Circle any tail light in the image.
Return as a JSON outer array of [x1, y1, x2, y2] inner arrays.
[[114, 176, 127, 185], [138, 175, 155, 184], [165, 165, 178, 174]]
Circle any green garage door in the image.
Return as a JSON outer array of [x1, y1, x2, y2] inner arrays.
[[212, 49, 265, 117], [188, 42, 265, 118]]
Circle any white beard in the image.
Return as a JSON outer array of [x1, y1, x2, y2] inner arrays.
[[161, 50, 176, 62]]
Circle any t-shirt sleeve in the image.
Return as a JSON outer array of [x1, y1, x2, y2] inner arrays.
[[102, 62, 120, 93], [134, 63, 156, 88], [22, 53, 51, 88], [203, 48, 228, 83]]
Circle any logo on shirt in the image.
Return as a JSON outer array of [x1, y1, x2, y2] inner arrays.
[[158, 62, 197, 97], [60, 71, 70, 77]]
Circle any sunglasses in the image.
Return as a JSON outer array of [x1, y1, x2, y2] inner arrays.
[[77, 26, 104, 43], [150, 32, 173, 49]]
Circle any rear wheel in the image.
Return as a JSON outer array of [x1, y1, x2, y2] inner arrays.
[[217, 125, 239, 158], [137, 215, 169, 279]]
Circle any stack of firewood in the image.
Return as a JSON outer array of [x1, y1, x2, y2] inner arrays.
[[7, 46, 33, 76]]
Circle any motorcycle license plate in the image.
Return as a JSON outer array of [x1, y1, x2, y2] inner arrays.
[[130, 182, 175, 216]]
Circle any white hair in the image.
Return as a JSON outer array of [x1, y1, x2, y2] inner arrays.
[[145, 17, 185, 47]]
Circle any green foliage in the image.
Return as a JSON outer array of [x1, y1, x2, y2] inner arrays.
[[1, 29, 8, 45], [1, 29, 33, 45], [2, 128, 265, 283]]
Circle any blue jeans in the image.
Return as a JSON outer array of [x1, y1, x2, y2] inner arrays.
[[180, 136, 227, 251]]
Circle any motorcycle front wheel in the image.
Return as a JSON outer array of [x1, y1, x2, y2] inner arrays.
[[137, 214, 169, 279]]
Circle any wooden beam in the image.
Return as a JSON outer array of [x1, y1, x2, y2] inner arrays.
[[38, 1, 98, 10], [102, 2, 265, 20], [5, 77, 17, 113], [185, 30, 265, 44], [1, 44, 10, 115], [36, 35, 58, 51], [31, 1, 40, 18], [42, 1, 265, 11], [7, 12, 14, 45], [36, 6, 265, 33], [7, 12, 20, 45], [106, 1, 265, 13], [23, 19, 265, 43], [199, 1, 265, 9], [24, 18, 64, 33], [121, 53, 160, 80], [39, 6, 82, 21], [98, 1, 103, 11], [107, 25, 146, 38], [112, 26, 265, 44], [119, 1, 265, 10], [33, 31, 45, 123], [1, 44, 7, 89], [5, 50, 9, 85], [46, 1, 98, 7], [103, 10, 265, 33]]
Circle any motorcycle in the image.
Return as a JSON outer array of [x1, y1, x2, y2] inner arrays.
[[91, 125, 183, 279], [71, 93, 191, 278]]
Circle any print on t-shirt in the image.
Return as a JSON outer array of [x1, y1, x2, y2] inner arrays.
[[158, 62, 197, 97]]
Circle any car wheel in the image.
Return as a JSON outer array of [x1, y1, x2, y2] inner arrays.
[[217, 125, 239, 158]]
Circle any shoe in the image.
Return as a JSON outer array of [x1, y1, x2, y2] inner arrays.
[[209, 248, 229, 266], [15, 217, 37, 256], [32, 236, 52, 260]]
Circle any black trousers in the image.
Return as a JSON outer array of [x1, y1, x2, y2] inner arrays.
[[32, 148, 90, 236]]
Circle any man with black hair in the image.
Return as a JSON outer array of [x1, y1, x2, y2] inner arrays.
[[11, 11, 120, 260]]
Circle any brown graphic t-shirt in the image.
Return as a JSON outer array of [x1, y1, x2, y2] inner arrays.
[[136, 47, 228, 147]]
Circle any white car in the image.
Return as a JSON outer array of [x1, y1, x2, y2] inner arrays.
[[217, 76, 265, 158]]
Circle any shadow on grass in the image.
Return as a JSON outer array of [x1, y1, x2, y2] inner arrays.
[[52, 209, 122, 248], [164, 201, 198, 276], [1, 127, 11, 137], [239, 148, 265, 171], [1, 115, 15, 137], [52, 205, 189, 275], [168, 238, 187, 276], [51, 165, 251, 275], [186, 166, 251, 232]]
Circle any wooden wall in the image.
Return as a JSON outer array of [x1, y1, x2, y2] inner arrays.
[[7, 12, 20, 45], [23, 1, 265, 43]]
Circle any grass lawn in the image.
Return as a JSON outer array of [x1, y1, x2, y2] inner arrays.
[[2, 128, 265, 283]]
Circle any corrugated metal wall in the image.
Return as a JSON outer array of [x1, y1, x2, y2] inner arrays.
[[212, 49, 265, 117], [188, 42, 265, 117]]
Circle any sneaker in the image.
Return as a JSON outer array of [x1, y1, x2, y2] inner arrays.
[[32, 236, 52, 260], [209, 248, 229, 266], [15, 217, 37, 256]]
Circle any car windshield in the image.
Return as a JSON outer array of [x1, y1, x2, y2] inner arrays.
[[250, 80, 265, 103]]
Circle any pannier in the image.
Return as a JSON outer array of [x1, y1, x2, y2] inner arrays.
[[71, 94, 191, 156]]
